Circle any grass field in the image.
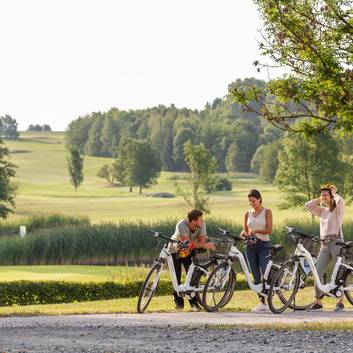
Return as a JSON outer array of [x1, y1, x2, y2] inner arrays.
[[0, 288, 341, 318], [0, 265, 168, 282], [5, 131, 353, 224]]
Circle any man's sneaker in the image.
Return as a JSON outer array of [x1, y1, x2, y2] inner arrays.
[[251, 303, 268, 312], [306, 303, 323, 311], [175, 303, 184, 310], [334, 302, 344, 311]]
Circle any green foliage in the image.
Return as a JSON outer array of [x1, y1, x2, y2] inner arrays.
[[0, 280, 172, 305], [65, 84, 270, 174], [176, 141, 217, 212], [274, 132, 352, 208], [67, 147, 84, 191], [0, 115, 19, 139], [97, 164, 115, 183], [0, 217, 352, 267], [27, 124, 51, 132], [113, 138, 162, 194], [225, 143, 240, 173], [258, 141, 282, 183], [0, 277, 256, 306], [232, 0, 353, 134], [0, 218, 240, 265], [65, 116, 95, 153], [84, 113, 104, 156], [0, 139, 17, 218], [214, 178, 233, 191]]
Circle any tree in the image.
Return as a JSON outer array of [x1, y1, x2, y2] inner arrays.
[[66, 116, 95, 153], [67, 148, 84, 191], [225, 143, 240, 173], [173, 127, 194, 171], [129, 139, 162, 194], [27, 124, 52, 131], [176, 141, 217, 212], [113, 138, 161, 194], [274, 132, 352, 209], [84, 114, 104, 156], [258, 141, 281, 183], [0, 139, 17, 218], [113, 138, 136, 192], [97, 164, 115, 183], [0, 115, 19, 139], [42, 124, 52, 131], [250, 145, 266, 174], [231, 0, 353, 135], [101, 116, 119, 157]]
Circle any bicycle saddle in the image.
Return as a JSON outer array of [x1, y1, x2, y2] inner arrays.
[[269, 244, 283, 252], [336, 240, 353, 248]]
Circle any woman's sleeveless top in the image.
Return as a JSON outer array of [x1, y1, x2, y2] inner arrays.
[[247, 208, 270, 242]]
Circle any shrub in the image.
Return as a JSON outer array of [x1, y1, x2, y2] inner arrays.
[[0, 278, 251, 306], [214, 178, 232, 191]]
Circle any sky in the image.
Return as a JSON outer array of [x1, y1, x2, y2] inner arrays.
[[0, 0, 283, 131]]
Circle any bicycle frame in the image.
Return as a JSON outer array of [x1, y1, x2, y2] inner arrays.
[[223, 243, 280, 298], [293, 241, 353, 298], [154, 243, 212, 299]]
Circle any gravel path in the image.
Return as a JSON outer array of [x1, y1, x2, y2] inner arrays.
[[0, 312, 353, 352]]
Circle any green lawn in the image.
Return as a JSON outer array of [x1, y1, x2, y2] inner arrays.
[[5, 131, 352, 224], [0, 288, 340, 317], [0, 265, 168, 282]]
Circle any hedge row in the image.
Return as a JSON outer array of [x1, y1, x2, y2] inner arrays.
[[0, 278, 251, 306]]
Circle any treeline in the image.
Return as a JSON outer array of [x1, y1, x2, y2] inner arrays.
[[27, 124, 52, 132], [66, 78, 276, 173]]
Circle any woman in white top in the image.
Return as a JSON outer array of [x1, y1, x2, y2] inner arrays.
[[240, 189, 273, 312], [305, 184, 345, 311]]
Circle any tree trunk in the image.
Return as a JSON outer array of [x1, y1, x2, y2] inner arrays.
[[139, 186, 142, 194]]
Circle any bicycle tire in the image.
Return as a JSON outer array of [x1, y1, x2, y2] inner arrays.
[[268, 260, 300, 314], [137, 263, 162, 313], [192, 261, 218, 307], [202, 262, 236, 312], [287, 270, 315, 310], [344, 270, 353, 305]]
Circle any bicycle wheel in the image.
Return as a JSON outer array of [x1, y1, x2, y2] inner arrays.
[[193, 261, 218, 307], [202, 262, 236, 312], [137, 263, 162, 313], [268, 260, 300, 314], [344, 270, 353, 305], [288, 269, 315, 310]]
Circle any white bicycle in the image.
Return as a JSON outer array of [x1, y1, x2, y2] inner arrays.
[[137, 230, 224, 313], [268, 226, 353, 313], [202, 228, 283, 312]]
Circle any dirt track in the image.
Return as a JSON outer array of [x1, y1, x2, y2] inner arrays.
[[1, 311, 353, 352]]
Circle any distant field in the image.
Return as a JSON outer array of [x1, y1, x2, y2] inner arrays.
[[4, 131, 352, 224]]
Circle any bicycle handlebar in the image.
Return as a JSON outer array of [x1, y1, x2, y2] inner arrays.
[[147, 230, 179, 243], [217, 227, 257, 243], [284, 226, 321, 243]]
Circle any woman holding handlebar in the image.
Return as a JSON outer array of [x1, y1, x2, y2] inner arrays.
[[240, 189, 273, 312]]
